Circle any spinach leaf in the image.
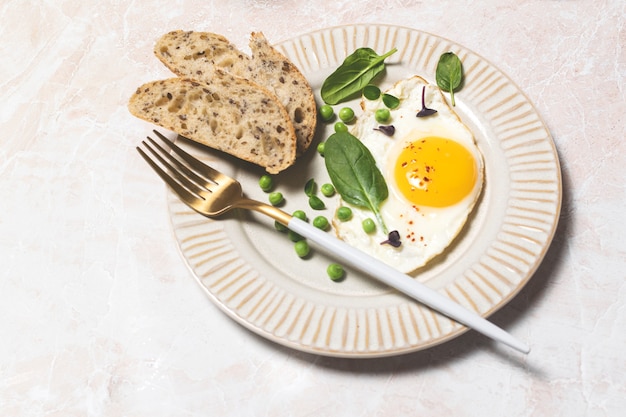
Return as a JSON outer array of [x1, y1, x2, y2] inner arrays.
[[321, 47, 397, 105], [304, 178, 316, 197], [324, 131, 388, 233], [436, 52, 463, 106], [363, 84, 381, 100], [382, 93, 400, 109]]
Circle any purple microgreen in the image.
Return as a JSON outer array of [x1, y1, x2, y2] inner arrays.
[[373, 125, 395, 136], [416, 86, 437, 117], [380, 230, 402, 247]]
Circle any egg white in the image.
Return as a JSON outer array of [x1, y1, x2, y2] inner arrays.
[[332, 76, 484, 273]]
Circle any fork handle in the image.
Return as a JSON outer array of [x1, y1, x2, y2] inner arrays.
[[286, 217, 530, 354]]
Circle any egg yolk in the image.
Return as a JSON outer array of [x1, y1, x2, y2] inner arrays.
[[394, 136, 477, 207]]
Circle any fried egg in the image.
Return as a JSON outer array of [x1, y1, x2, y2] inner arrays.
[[333, 76, 484, 273]]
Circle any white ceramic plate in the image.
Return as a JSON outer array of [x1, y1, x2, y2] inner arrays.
[[167, 24, 561, 357]]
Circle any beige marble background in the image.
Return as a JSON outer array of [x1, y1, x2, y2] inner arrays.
[[1, 0, 625, 416]]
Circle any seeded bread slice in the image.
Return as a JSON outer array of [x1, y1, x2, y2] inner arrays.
[[128, 75, 296, 174], [154, 30, 317, 156]]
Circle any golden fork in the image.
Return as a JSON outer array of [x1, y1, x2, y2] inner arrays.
[[137, 130, 530, 354]]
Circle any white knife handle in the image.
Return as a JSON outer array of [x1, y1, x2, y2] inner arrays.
[[287, 217, 530, 353]]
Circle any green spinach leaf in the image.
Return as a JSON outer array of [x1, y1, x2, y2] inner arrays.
[[324, 131, 388, 233], [382, 93, 400, 109], [436, 52, 463, 106], [321, 47, 397, 105], [363, 84, 381, 100], [304, 178, 316, 197]]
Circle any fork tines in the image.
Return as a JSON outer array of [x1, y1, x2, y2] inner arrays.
[[137, 130, 216, 201]]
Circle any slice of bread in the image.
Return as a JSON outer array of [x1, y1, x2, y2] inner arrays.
[[154, 30, 317, 156], [128, 74, 296, 174]]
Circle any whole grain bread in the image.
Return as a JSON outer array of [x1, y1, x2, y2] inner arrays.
[[154, 30, 317, 155], [128, 74, 296, 174]]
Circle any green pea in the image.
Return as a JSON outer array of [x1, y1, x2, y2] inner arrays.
[[362, 218, 376, 233], [309, 195, 325, 210], [292, 210, 307, 221], [327, 263, 345, 281], [337, 206, 352, 221], [334, 122, 348, 133], [320, 183, 335, 197], [338, 107, 355, 123], [294, 240, 310, 258], [269, 192, 284, 206], [288, 230, 304, 242], [317, 141, 325, 156], [375, 108, 391, 123], [319, 104, 334, 122], [258, 174, 273, 192], [274, 220, 288, 233], [313, 215, 329, 230]]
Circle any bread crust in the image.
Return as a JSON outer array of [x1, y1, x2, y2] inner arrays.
[[128, 75, 297, 174], [154, 30, 317, 155]]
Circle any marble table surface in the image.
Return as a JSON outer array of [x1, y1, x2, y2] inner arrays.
[[2, 0, 625, 416]]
